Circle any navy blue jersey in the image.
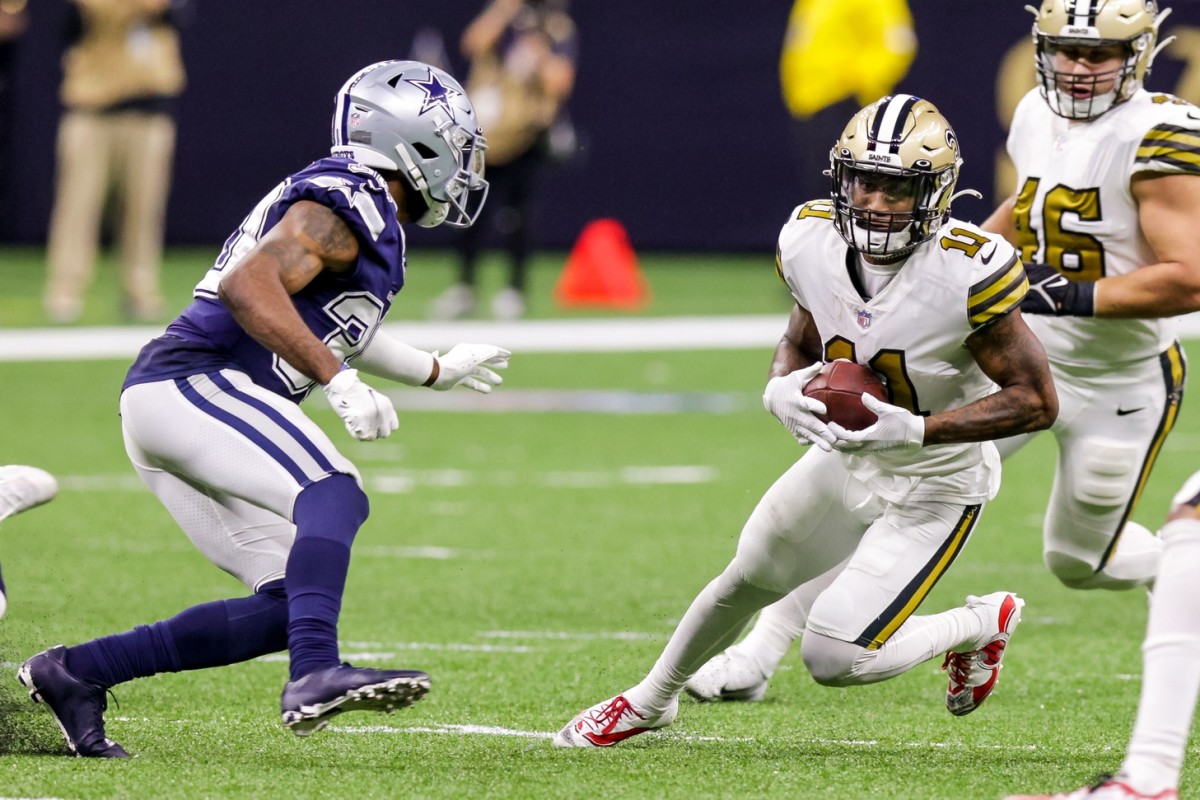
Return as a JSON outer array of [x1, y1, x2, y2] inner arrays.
[[124, 158, 406, 401]]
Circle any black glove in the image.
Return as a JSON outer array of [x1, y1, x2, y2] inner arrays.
[[1020, 263, 1096, 317]]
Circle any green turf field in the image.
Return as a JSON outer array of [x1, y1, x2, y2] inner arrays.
[[0, 246, 790, 327], [0, 248, 1196, 799]]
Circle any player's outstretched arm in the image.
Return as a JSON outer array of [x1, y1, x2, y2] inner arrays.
[[429, 344, 510, 393], [923, 310, 1058, 445], [356, 337, 510, 394]]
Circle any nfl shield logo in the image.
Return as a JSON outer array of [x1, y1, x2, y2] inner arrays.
[[857, 309, 873, 330]]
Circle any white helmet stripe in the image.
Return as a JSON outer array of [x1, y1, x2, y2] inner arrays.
[[1070, 0, 1099, 28], [870, 95, 919, 154], [333, 92, 349, 147]]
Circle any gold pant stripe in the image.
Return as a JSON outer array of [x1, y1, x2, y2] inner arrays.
[[1098, 340, 1187, 571], [857, 504, 981, 651]]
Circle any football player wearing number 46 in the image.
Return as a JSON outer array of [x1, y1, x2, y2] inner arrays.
[[553, 95, 1058, 748], [17, 61, 509, 758]]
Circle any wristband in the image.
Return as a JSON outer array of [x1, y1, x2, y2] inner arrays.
[[422, 357, 440, 387]]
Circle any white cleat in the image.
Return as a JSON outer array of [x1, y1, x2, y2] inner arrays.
[[429, 283, 477, 320], [1004, 774, 1178, 799], [1170, 469, 1200, 510], [943, 591, 1024, 717], [552, 693, 677, 748], [0, 466, 58, 523], [684, 648, 769, 702], [490, 287, 526, 320]]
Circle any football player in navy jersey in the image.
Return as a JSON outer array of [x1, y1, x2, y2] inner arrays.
[[17, 60, 509, 757]]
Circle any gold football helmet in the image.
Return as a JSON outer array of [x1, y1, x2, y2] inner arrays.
[[829, 94, 963, 260], [1029, 0, 1173, 120]]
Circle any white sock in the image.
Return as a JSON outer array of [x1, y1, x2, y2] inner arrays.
[[848, 606, 982, 683], [629, 567, 782, 713], [1120, 519, 1200, 794]]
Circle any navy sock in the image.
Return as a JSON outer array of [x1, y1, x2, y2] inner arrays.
[[285, 474, 368, 681], [0, 562, 5, 597], [65, 580, 289, 689]]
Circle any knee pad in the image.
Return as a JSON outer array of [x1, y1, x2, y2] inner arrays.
[[801, 631, 866, 687], [296, 473, 369, 527], [1044, 550, 1103, 589], [1069, 438, 1142, 507], [293, 474, 369, 547], [1048, 520, 1162, 590]]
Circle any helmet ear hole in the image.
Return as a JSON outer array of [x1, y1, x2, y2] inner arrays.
[[412, 142, 438, 160]]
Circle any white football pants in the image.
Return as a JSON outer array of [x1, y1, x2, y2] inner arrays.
[[120, 370, 359, 591]]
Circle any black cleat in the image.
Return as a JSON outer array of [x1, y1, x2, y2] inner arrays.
[[17, 645, 129, 758], [280, 663, 431, 736]]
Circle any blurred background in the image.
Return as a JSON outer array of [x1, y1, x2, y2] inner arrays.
[[1, 0, 1199, 330], [2, 0, 1196, 255]]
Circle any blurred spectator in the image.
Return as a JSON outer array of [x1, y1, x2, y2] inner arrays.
[[43, 0, 187, 324], [779, 0, 916, 203], [0, 0, 28, 195], [431, 0, 578, 321]]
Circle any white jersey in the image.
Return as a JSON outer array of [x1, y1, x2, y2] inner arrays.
[[1008, 88, 1200, 367], [776, 202, 1027, 503]]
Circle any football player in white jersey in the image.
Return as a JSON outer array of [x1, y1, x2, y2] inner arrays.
[[998, 2, 1200, 797], [552, 95, 1058, 747], [690, 2, 1200, 797]]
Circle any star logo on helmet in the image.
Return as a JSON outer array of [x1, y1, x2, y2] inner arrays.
[[405, 69, 462, 122]]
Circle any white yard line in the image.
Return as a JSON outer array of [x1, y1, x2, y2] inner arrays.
[[475, 630, 659, 641], [80, 716, 1118, 751], [254, 642, 536, 660], [50, 467, 720, 495], [6, 315, 1200, 362], [356, 545, 484, 560], [0, 316, 787, 361]]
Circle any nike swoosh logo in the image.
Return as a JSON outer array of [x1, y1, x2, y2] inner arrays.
[[980, 243, 997, 265], [1116, 406, 1145, 416]]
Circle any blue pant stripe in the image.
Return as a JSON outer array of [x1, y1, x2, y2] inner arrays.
[[174, 377, 309, 484], [207, 372, 337, 473]]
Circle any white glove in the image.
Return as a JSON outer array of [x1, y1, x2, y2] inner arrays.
[[829, 394, 924, 454], [432, 343, 511, 393], [762, 364, 836, 452], [322, 367, 399, 441]]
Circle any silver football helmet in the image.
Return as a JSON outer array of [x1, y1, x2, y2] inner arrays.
[[1029, 0, 1173, 120], [331, 60, 489, 228], [830, 94, 964, 260]]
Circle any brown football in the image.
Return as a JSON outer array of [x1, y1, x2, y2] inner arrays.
[[801, 360, 889, 431]]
